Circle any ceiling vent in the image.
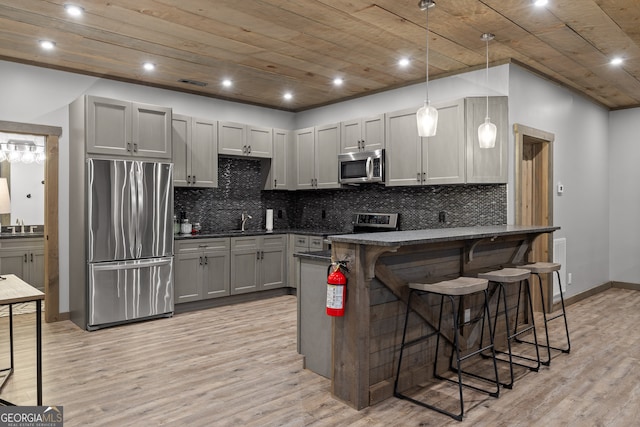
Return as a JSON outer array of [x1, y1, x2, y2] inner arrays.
[[178, 79, 208, 87]]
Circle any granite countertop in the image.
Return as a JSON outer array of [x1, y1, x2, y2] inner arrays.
[[0, 232, 45, 239], [174, 228, 347, 240], [328, 225, 560, 247]]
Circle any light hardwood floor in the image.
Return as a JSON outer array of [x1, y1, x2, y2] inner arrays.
[[1, 288, 639, 426]]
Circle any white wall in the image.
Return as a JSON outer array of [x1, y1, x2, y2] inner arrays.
[[295, 65, 510, 127], [10, 161, 45, 225], [508, 65, 610, 297], [609, 108, 640, 283]]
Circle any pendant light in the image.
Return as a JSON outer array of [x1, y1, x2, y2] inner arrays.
[[416, 0, 438, 137], [478, 33, 497, 148]]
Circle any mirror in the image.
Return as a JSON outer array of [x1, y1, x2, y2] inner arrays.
[[0, 132, 45, 227]]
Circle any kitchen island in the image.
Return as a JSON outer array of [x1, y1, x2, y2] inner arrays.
[[327, 225, 559, 410]]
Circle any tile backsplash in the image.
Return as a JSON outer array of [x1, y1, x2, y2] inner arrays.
[[175, 157, 506, 233]]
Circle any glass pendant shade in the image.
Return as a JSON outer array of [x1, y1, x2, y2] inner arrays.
[[478, 117, 497, 148], [417, 101, 438, 137]]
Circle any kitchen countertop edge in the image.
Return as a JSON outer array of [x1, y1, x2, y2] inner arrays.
[[327, 225, 560, 247], [174, 229, 347, 240]]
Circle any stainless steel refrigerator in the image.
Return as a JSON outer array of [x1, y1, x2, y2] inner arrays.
[[86, 159, 174, 330]]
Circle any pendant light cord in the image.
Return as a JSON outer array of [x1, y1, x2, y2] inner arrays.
[[426, 5, 430, 103], [485, 35, 489, 119]]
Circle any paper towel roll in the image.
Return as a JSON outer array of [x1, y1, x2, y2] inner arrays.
[[266, 209, 273, 231]]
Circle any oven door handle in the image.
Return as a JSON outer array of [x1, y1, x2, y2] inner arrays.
[[365, 156, 373, 180]]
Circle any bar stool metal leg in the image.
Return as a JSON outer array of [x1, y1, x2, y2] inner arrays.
[[516, 269, 571, 364], [394, 278, 499, 422]]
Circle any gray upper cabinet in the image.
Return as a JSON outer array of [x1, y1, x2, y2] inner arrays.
[[295, 127, 316, 190], [314, 123, 341, 189], [386, 97, 507, 186], [465, 96, 508, 184], [340, 114, 385, 153], [172, 114, 218, 188], [218, 121, 272, 158], [423, 99, 465, 185], [247, 125, 273, 158], [86, 95, 172, 159], [266, 128, 293, 190], [295, 125, 340, 190], [385, 107, 422, 187]]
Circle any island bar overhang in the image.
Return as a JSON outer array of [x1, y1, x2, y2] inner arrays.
[[327, 225, 560, 410]]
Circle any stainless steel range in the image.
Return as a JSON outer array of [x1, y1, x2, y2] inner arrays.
[[352, 212, 399, 233]]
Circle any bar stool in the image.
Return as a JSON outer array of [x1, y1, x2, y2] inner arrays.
[[478, 268, 540, 389], [394, 277, 500, 422], [518, 262, 571, 365]]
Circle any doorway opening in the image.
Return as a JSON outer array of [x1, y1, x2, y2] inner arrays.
[[0, 120, 60, 322], [514, 123, 554, 312]]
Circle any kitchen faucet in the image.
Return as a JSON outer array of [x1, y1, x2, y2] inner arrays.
[[241, 211, 252, 232]]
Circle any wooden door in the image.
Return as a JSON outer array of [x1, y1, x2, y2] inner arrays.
[[515, 124, 554, 312]]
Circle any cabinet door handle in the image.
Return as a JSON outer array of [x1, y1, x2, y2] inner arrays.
[[187, 175, 191, 184], [24, 254, 27, 263], [31, 253, 33, 263], [247, 145, 252, 154], [199, 256, 203, 266], [422, 172, 426, 182], [133, 143, 138, 153], [256, 251, 260, 260], [204, 256, 208, 265], [127, 142, 132, 152], [274, 179, 277, 187], [416, 172, 421, 182], [242, 145, 247, 154], [192, 175, 196, 184]]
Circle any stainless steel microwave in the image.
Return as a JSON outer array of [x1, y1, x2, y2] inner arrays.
[[338, 149, 384, 184]]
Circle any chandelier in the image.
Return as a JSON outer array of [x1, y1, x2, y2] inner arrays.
[[0, 134, 46, 164]]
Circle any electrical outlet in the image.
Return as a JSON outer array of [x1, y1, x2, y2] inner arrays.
[[464, 308, 471, 323], [321, 209, 326, 219], [438, 211, 446, 223], [277, 209, 283, 219], [567, 272, 572, 285]]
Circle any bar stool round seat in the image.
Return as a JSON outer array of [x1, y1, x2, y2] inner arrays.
[[394, 276, 500, 422], [519, 262, 571, 365], [478, 267, 531, 283], [478, 268, 540, 389]]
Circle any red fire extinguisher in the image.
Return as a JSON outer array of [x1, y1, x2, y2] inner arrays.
[[326, 261, 348, 316]]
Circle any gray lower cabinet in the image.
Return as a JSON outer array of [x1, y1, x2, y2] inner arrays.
[[297, 255, 332, 378], [288, 234, 324, 289], [231, 234, 286, 294], [0, 237, 45, 291], [174, 238, 230, 303]]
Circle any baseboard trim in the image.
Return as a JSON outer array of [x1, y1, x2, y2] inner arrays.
[[552, 281, 612, 311], [611, 281, 640, 291], [56, 311, 71, 321], [174, 287, 296, 314]]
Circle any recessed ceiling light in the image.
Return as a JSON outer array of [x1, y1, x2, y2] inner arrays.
[[222, 79, 232, 88], [610, 57, 624, 65], [333, 77, 344, 86], [143, 62, 155, 71], [39, 40, 56, 50], [283, 92, 293, 101], [398, 58, 410, 67], [64, 4, 84, 17], [533, 0, 548, 6]]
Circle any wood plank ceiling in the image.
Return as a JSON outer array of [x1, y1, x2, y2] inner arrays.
[[0, 0, 638, 112]]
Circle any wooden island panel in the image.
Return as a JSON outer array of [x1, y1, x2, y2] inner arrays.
[[329, 225, 559, 410]]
